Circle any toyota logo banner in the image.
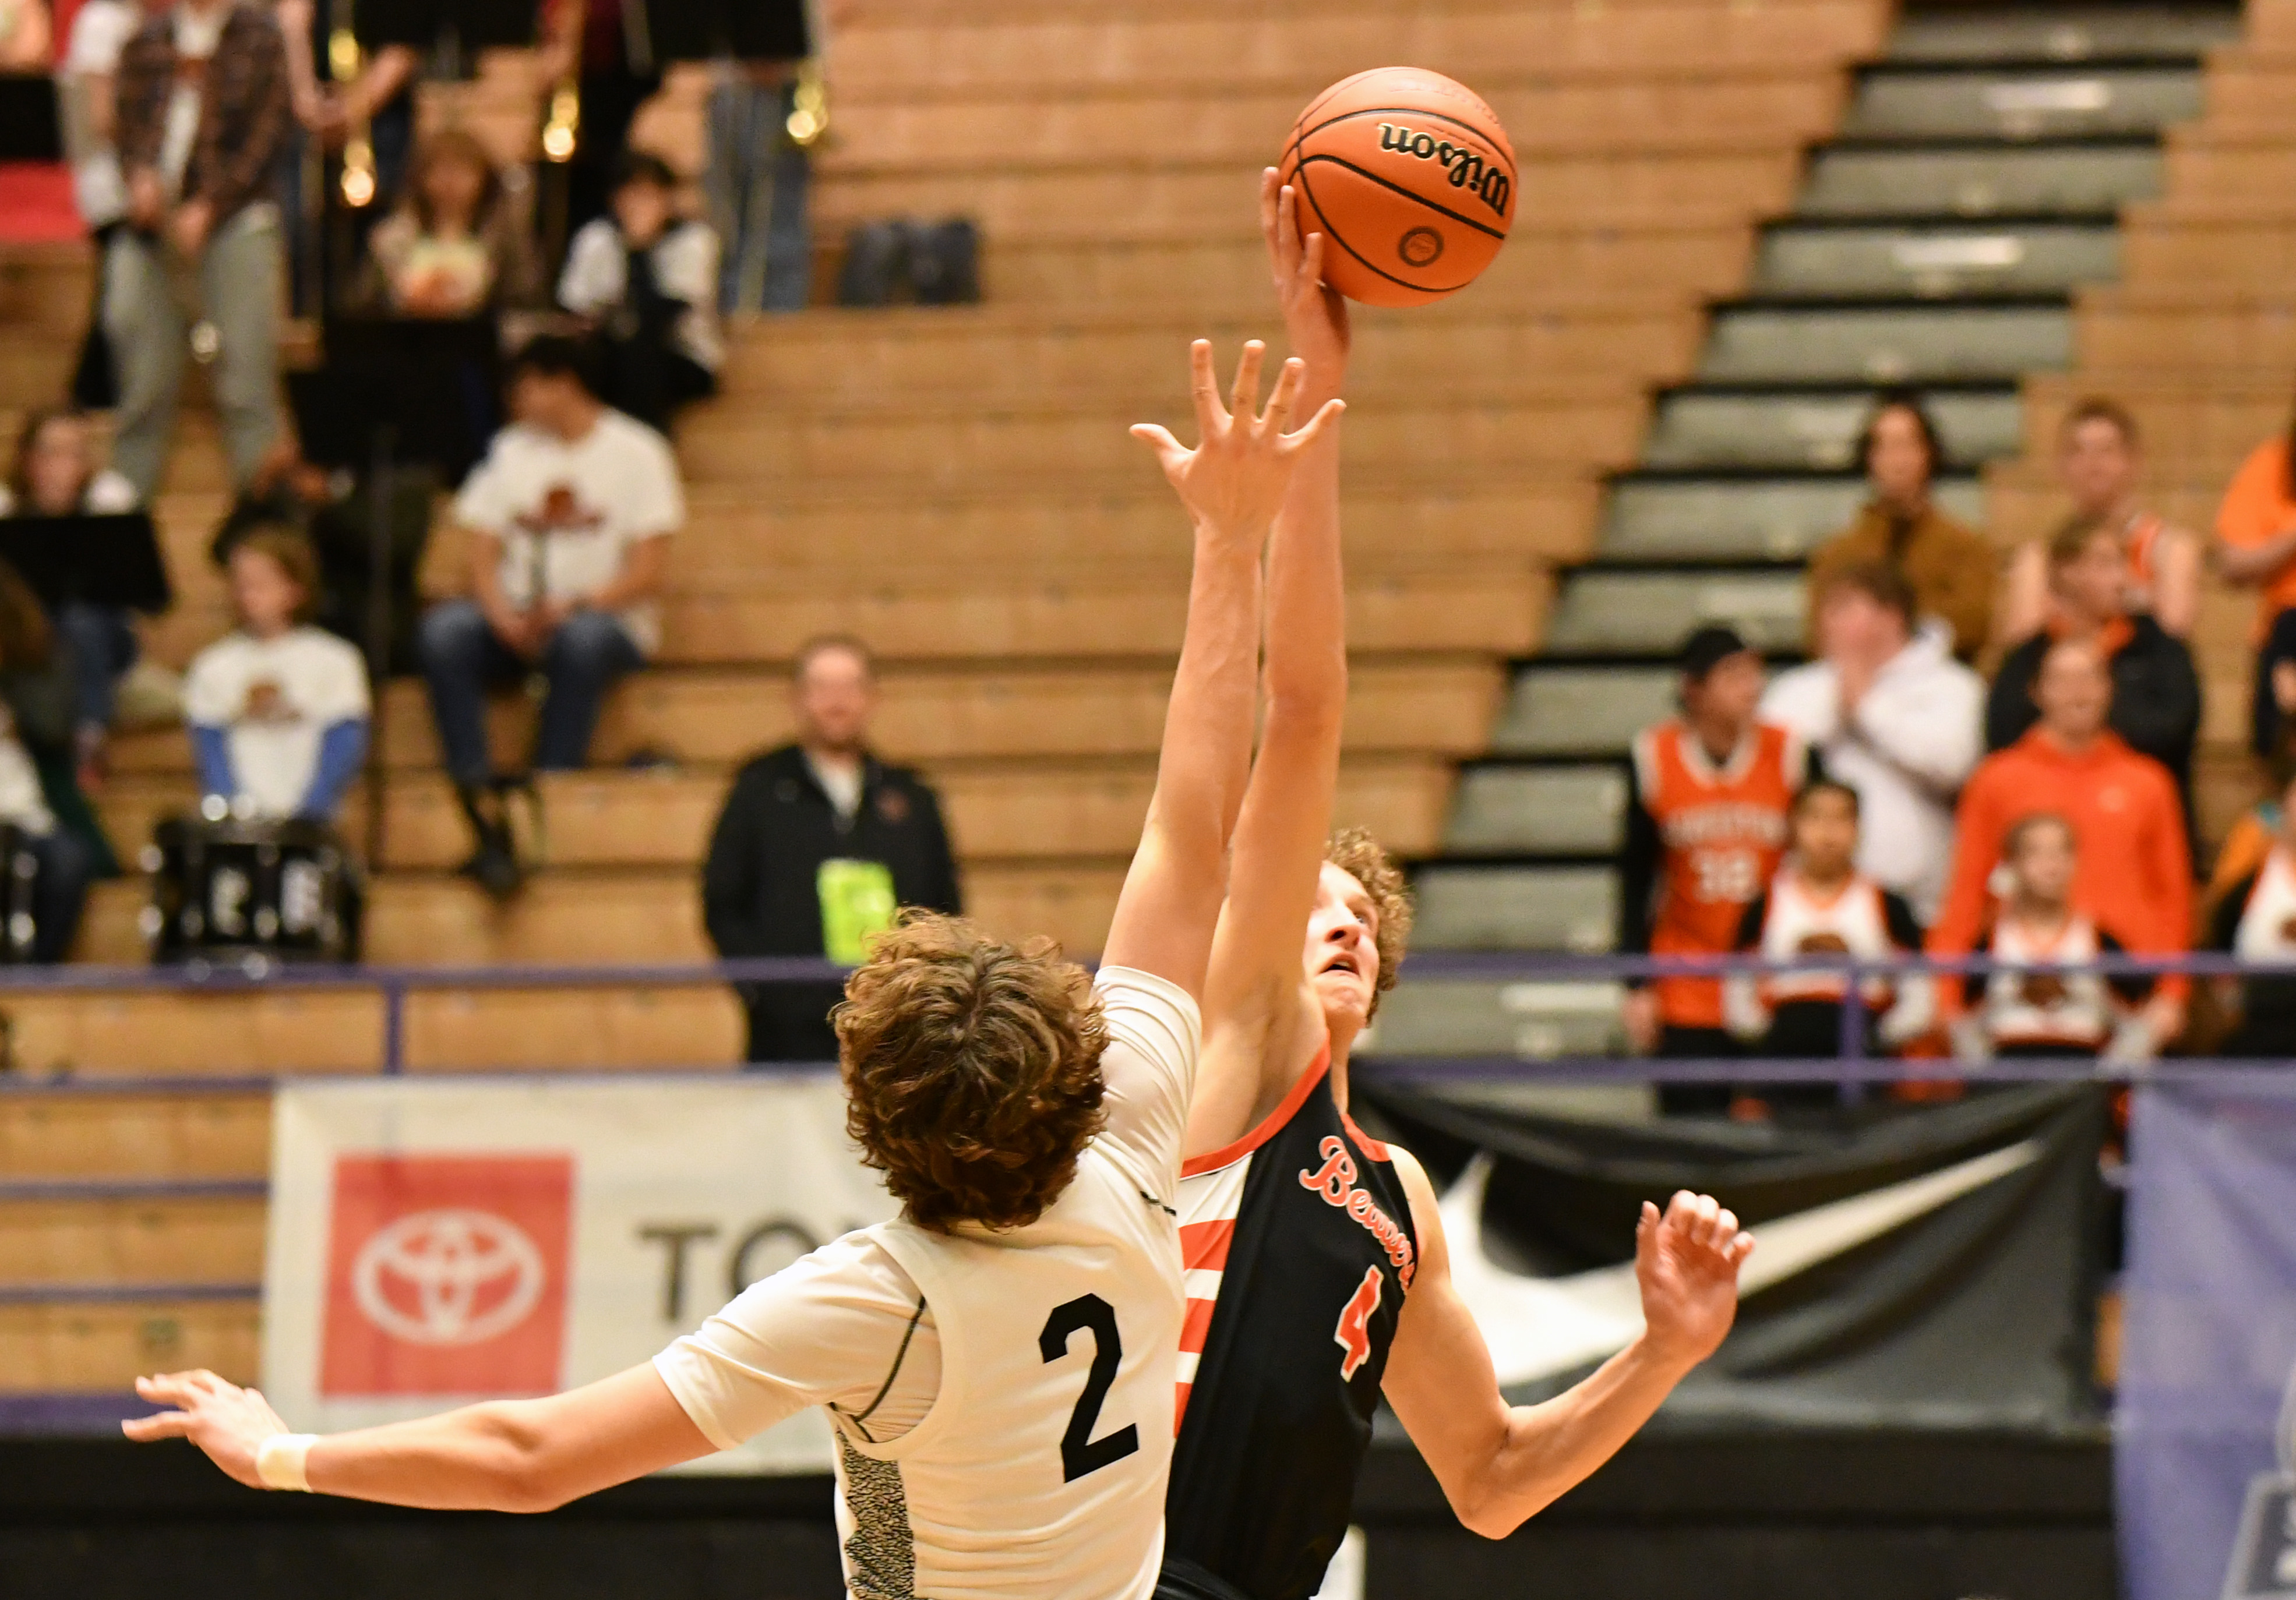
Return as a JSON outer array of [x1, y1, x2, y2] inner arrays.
[[262, 1076, 896, 1474]]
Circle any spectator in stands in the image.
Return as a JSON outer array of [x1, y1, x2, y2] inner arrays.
[[2206, 725, 2296, 932], [57, 0, 147, 408], [539, 0, 662, 239], [184, 525, 369, 823], [0, 0, 48, 67], [1725, 780, 1931, 1111], [1620, 626, 1814, 1114], [2003, 398, 2199, 641], [2218, 395, 2296, 756], [2207, 759, 2296, 1058], [2, 407, 143, 789], [106, 0, 291, 501], [0, 560, 93, 964], [1806, 389, 1994, 662], [1931, 637, 2189, 1046], [1760, 561, 1983, 922], [353, 128, 541, 319], [559, 150, 723, 432], [706, 1, 815, 314], [1952, 814, 2160, 1062], [276, 0, 421, 284], [419, 334, 680, 897], [1987, 513, 2201, 848], [703, 635, 962, 1064]]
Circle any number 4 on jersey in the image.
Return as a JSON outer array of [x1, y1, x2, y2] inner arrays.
[[1333, 1266, 1383, 1382]]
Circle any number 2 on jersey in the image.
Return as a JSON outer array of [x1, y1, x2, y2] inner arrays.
[[1334, 1266, 1384, 1382], [1039, 1294, 1140, 1483]]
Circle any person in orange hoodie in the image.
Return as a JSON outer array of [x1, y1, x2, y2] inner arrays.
[[2216, 399, 2296, 755], [1930, 635, 2189, 1044]]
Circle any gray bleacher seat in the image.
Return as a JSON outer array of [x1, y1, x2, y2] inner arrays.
[[1841, 66, 2205, 142], [1699, 305, 2071, 384], [1543, 570, 1807, 657], [1490, 667, 1680, 757], [1884, 7, 2241, 63], [1369, 979, 1629, 1059], [1639, 389, 2022, 474], [1798, 146, 2161, 219], [1413, 864, 1618, 952], [1447, 763, 1629, 856], [1601, 476, 1987, 563], [1752, 223, 2120, 301]]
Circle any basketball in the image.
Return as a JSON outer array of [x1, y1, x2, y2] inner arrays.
[[1276, 67, 1517, 308]]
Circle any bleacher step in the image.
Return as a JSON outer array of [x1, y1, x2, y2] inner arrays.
[[1752, 221, 2119, 299], [1602, 475, 1986, 563], [1640, 387, 2020, 472], [1489, 666, 1682, 758], [1413, 864, 1620, 953], [1840, 65, 2205, 142], [1542, 569, 1805, 658], [1798, 144, 2161, 217], [1446, 763, 1630, 856], [1699, 303, 2071, 383]]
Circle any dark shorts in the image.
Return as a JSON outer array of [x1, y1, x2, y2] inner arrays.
[[1155, 1558, 1257, 1600]]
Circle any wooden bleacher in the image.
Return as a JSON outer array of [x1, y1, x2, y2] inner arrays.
[[1986, 0, 2296, 846], [0, 0, 1894, 1389]]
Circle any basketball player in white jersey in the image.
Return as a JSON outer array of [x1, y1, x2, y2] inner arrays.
[[1156, 175, 1758, 1600], [123, 339, 1343, 1600]]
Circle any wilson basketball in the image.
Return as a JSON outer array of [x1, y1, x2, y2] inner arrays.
[[1276, 68, 1517, 308]]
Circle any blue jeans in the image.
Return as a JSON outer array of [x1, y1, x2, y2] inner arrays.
[[418, 599, 643, 786], [707, 72, 813, 313], [55, 601, 139, 738], [24, 827, 93, 964]]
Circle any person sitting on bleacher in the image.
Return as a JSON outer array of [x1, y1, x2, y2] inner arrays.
[[2002, 398, 2199, 642], [2207, 752, 2296, 1059], [184, 526, 369, 824], [1951, 814, 2157, 1063], [2217, 397, 2296, 757], [1724, 779, 1931, 1114], [1760, 561, 1982, 923], [1, 406, 143, 790], [419, 334, 682, 898], [558, 149, 724, 433], [1805, 388, 1994, 663], [352, 127, 540, 320], [1931, 637, 2188, 1051], [1987, 513, 2201, 860], [0, 559, 94, 965]]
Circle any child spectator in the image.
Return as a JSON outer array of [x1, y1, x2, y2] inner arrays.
[[1761, 561, 1983, 921], [1620, 626, 1814, 1112], [2208, 760, 2296, 1059], [2003, 398, 2199, 641], [1726, 779, 1931, 1078], [184, 527, 370, 823], [558, 150, 723, 432], [1987, 513, 2202, 851], [1932, 638, 2189, 1046], [2, 407, 144, 788], [0, 559, 94, 963], [2218, 391, 2296, 755], [354, 128, 540, 319], [1955, 814, 2157, 1061], [1805, 388, 1995, 662]]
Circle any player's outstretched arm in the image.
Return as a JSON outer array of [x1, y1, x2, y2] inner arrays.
[[1190, 171, 1354, 1147], [1382, 1166, 1754, 1539], [123, 1363, 712, 1511], [1103, 337, 1342, 999]]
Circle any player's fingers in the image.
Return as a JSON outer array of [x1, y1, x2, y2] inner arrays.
[[1128, 424, 1190, 478], [1693, 1195, 1724, 1248], [1300, 228, 1327, 292], [1713, 1208, 1741, 1245], [1271, 181, 1301, 276], [1261, 356, 1306, 433], [1187, 339, 1225, 434], [1727, 1231, 1757, 1265], [1279, 397, 1344, 454], [1229, 341, 1267, 429], [121, 1412, 193, 1442], [1664, 1189, 1699, 1228], [135, 1374, 205, 1411], [1258, 166, 1281, 245]]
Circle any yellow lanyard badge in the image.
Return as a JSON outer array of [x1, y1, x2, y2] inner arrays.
[[817, 859, 898, 966]]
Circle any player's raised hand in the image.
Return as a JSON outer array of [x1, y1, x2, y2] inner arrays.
[[123, 1369, 293, 1489], [1131, 340, 1343, 544], [1261, 168, 1349, 376], [1633, 1191, 1755, 1372]]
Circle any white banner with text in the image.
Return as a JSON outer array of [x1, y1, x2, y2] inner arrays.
[[260, 1074, 894, 1475]]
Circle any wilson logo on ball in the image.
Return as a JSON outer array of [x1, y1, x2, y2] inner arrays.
[[1375, 123, 1512, 216]]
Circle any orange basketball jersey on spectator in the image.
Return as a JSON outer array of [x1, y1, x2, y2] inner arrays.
[[1631, 720, 1802, 1027], [2217, 439, 2296, 641]]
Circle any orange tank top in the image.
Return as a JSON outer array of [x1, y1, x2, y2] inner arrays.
[[1632, 720, 1802, 1027]]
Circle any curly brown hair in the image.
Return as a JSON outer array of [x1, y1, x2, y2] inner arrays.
[[1326, 827, 1413, 1014], [834, 911, 1110, 1234]]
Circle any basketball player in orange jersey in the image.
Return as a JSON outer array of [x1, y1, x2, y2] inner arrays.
[[1154, 172, 1757, 1600], [122, 341, 1342, 1600], [1620, 626, 1815, 1115]]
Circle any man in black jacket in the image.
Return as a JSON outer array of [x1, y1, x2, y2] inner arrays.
[[701, 635, 961, 1062], [1987, 514, 2202, 863]]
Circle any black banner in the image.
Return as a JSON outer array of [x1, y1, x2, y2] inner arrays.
[[1354, 1081, 2110, 1434]]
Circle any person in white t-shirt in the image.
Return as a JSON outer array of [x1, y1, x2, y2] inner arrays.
[[417, 334, 682, 896], [184, 527, 369, 824], [126, 340, 1343, 1600]]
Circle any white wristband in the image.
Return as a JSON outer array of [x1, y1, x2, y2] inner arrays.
[[256, 1432, 316, 1492]]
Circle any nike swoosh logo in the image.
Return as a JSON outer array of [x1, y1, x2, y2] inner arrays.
[[1443, 1139, 2044, 1387]]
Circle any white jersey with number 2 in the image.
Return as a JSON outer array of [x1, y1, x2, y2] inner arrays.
[[655, 967, 1197, 1600]]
